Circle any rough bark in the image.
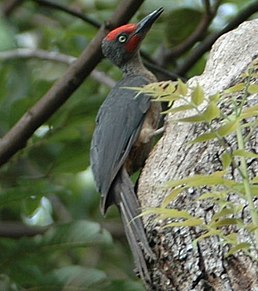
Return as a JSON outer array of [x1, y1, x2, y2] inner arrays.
[[138, 19, 258, 290]]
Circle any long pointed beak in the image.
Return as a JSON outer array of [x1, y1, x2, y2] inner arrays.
[[134, 7, 164, 35]]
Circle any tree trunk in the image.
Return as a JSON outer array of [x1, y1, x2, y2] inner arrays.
[[138, 19, 258, 290]]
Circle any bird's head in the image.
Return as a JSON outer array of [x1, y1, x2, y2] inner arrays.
[[102, 8, 163, 68]]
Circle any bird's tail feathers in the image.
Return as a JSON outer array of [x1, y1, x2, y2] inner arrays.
[[112, 168, 155, 282]]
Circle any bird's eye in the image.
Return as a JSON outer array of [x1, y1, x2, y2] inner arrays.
[[118, 34, 127, 43]]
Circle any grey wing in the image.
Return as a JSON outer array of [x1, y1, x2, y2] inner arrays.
[[90, 76, 150, 210]]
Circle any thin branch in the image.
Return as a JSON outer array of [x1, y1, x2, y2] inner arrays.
[[176, 0, 258, 76], [1, 0, 24, 17], [162, 0, 220, 63], [49, 195, 72, 223], [0, 48, 115, 88], [5, 0, 172, 82], [32, 0, 101, 28], [0, 0, 145, 166], [0, 222, 47, 238], [144, 61, 184, 81]]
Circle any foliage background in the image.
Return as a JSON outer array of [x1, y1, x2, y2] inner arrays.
[[0, 0, 257, 290]]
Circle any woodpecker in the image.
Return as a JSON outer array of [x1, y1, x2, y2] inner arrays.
[[90, 8, 163, 281]]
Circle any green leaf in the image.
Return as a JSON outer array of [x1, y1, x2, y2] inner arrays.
[[211, 207, 238, 223], [240, 104, 258, 119], [0, 19, 16, 50], [233, 149, 258, 159], [163, 218, 203, 228], [202, 101, 221, 122], [0, 180, 50, 208], [197, 192, 226, 201], [221, 152, 232, 169], [42, 220, 112, 248], [51, 266, 106, 288], [177, 79, 188, 96], [194, 229, 221, 244], [164, 8, 202, 48], [211, 218, 241, 228], [247, 84, 258, 94], [249, 185, 258, 196], [166, 171, 225, 189], [245, 223, 258, 233], [217, 119, 239, 137], [226, 242, 251, 257], [224, 233, 238, 243], [177, 114, 206, 123], [161, 186, 186, 208], [251, 176, 258, 183], [191, 131, 216, 143], [209, 93, 220, 102], [178, 101, 220, 123], [228, 183, 258, 196], [142, 208, 193, 220], [225, 83, 245, 94], [52, 143, 88, 174], [164, 104, 194, 114], [191, 84, 204, 105]]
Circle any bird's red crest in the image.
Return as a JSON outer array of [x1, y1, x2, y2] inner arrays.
[[105, 24, 136, 41]]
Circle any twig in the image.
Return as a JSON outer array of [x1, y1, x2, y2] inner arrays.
[[49, 195, 72, 223], [176, 0, 258, 76], [33, 0, 174, 80], [145, 60, 182, 81], [0, 48, 115, 88], [1, 0, 24, 17], [0, 0, 145, 166], [32, 0, 101, 28], [0, 222, 47, 238], [161, 0, 220, 64]]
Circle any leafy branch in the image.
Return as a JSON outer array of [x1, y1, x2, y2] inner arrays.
[[137, 65, 258, 255], [0, 0, 145, 167]]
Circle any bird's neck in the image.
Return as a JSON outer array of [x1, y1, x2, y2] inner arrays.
[[121, 52, 156, 81]]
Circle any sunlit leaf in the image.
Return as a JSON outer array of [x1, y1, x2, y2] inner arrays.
[[177, 114, 206, 123], [245, 223, 258, 232], [197, 192, 226, 201], [233, 149, 258, 159], [210, 218, 241, 227], [191, 83, 204, 105], [177, 79, 188, 96], [191, 131, 216, 143], [161, 186, 185, 208], [240, 104, 258, 119], [251, 176, 258, 183], [217, 119, 239, 137], [202, 101, 221, 122], [211, 207, 238, 223], [209, 93, 220, 102], [224, 233, 238, 243], [163, 218, 203, 228], [225, 83, 245, 94], [247, 84, 258, 94], [194, 229, 221, 244], [164, 104, 194, 114], [142, 208, 193, 220], [221, 152, 232, 169], [226, 242, 251, 257], [166, 171, 225, 189]]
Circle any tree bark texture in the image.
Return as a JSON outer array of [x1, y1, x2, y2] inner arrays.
[[138, 19, 258, 290]]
